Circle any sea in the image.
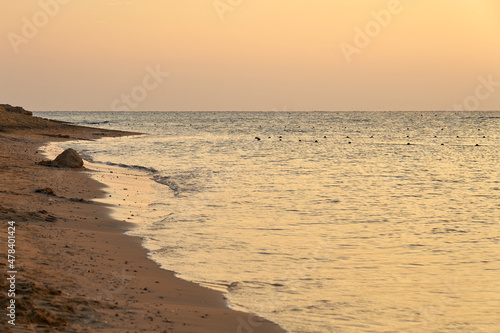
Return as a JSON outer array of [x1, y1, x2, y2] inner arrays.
[[34, 111, 500, 333]]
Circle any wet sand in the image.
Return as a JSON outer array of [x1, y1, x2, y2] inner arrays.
[[0, 110, 285, 333]]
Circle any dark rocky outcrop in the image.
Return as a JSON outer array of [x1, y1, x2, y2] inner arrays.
[[0, 104, 32, 116]]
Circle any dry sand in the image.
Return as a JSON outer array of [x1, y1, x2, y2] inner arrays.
[[0, 110, 285, 333]]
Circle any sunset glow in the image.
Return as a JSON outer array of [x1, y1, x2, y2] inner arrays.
[[2, 0, 499, 111]]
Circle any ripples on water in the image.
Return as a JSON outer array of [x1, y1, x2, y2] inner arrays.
[[36, 111, 500, 332]]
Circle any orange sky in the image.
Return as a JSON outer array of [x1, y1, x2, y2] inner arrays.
[[1, 0, 499, 111]]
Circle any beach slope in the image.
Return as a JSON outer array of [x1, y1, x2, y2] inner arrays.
[[0, 109, 284, 333]]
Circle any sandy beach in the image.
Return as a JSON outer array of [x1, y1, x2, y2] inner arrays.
[[0, 109, 285, 333]]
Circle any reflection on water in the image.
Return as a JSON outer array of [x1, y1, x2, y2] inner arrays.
[[36, 111, 500, 332]]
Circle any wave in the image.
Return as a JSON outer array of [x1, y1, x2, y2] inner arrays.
[[102, 161, 159, 174], [81, 120, 111, 125], [90, 159, 192, 196], [151, 175, 180, 194]]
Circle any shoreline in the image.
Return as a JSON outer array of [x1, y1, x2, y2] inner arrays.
[[0, 110, 285, 332]]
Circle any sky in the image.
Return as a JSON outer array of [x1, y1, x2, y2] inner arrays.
[[1, 0, 500, 111]]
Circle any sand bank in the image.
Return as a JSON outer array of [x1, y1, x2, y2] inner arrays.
[[0, 110, 285, 332]]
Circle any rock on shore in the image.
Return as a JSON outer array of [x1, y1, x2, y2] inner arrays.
[[38, 148, 84, 168]]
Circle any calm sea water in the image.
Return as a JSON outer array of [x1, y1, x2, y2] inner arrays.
[[35, 111, 500, 332]]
